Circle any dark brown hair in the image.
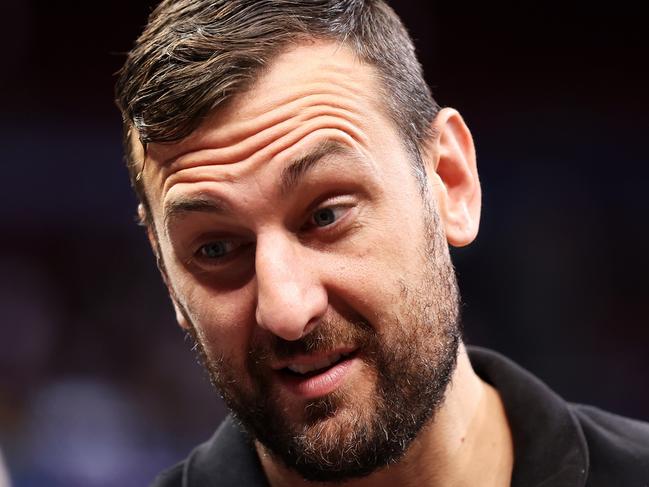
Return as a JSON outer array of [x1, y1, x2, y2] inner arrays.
[[115, 0, 439, 214]]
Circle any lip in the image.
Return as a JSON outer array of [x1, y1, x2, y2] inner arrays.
[[271, 347, 357, 370], [275, 355, 358, 399]]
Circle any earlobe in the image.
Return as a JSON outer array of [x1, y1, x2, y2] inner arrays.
[[172, 299, 191, 330], [137, 203, 148, 227], [425, 108, 482, 247], [139, 203, 164, 271]]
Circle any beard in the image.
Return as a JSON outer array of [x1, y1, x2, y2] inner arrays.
[[185, 205, 461, 482]]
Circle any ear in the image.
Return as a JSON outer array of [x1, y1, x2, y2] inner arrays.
[[138, 203, 191, 330], [171, 300, 191, 331], [424, 108, 481, 247]]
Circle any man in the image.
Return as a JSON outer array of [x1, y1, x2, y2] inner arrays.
[[115, 1, 649, 486]]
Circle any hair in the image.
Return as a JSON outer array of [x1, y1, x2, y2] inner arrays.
[[115, 0, 440, 219]]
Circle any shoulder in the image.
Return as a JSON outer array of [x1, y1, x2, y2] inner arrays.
[[571, 404, 649, 485], [148, 415, 269, 487], [150, 462, 183, 487], [467, 347, 649, 486]]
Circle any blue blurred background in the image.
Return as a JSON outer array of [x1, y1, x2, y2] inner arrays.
[[1, 2, 647, 486]]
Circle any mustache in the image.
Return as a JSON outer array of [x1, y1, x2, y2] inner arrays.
[[248, 317, 374, 365]]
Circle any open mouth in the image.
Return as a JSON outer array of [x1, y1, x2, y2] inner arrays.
[[274, 350, 359, 398], [281, 351, 355, 378]]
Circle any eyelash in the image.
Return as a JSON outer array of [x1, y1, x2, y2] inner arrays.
[[191, 199, 354, 267], [302, 203, 350, 231]]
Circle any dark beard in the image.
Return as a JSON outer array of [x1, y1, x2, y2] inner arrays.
[[186, 209, 462, 482]]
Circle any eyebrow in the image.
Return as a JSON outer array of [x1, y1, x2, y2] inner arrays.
[[280, 140, 359, 196], [163, 196, 231, 228], [163, 140, 362, 227]]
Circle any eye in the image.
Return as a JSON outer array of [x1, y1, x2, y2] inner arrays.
[[196, 240, 242, 261], [313, 208, 337, 227], [309, 206, 347, 228]]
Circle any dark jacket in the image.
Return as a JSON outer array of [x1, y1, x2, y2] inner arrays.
[[152, 347, 649, 486]]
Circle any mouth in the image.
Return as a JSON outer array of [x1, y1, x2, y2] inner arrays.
[[284, 350, 353, 375], [274, 349, 359, 399]]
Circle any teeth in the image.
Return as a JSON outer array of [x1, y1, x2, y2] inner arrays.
[[287, 354, 342, 375]]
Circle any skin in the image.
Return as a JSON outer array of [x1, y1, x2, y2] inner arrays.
[[137, 40, 513, 486]]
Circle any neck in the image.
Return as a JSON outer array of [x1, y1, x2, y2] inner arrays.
[[257, 344, 513, 487]]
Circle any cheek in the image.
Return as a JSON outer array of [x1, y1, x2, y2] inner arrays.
[[320, 239, 417, 325], [338, 198, 433, 319], [178, 277, 257, 362]]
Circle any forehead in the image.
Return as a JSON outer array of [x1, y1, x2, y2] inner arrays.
[[144, 41, 384, 159], [229, 40, 384, 122], [139, 40, 402, 214]]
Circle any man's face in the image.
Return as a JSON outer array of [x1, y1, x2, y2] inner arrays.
[[142, 42, 461, 481]]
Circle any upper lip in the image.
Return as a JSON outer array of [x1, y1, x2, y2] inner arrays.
[[271, 347, 357, 371]]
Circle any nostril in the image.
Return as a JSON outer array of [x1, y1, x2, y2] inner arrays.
[[300, 319, 320, 338], [253, 253, 327, 341], [255, 310, 309, 341], [254, 289, 324, 341]]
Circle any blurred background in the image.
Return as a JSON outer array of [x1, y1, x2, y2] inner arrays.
[[1, 2, 647, 486]]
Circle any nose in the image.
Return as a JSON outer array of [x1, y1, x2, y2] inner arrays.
[[254, 231, 327, 341]]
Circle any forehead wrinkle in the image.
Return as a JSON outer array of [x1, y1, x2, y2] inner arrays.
[[160, 86, 368, 166], [170, 101, 366, 171], [161, 109, 370, 197], [145, 43, 390, 190], [153, 64, 382, 202]]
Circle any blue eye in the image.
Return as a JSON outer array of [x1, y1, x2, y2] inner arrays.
[[312, 208, 337, 227], [192, 239, 252, 269], [199, 241, 232, 259]]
